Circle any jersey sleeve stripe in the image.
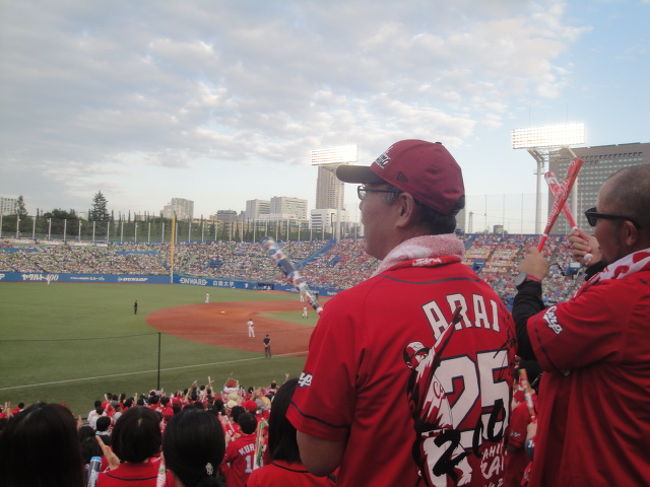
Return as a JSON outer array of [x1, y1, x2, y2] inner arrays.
[[289, 400, 349, 429]]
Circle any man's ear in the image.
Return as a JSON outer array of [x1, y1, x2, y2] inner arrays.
[[395, 193, 418, 228], [621, 220, 640, 248]]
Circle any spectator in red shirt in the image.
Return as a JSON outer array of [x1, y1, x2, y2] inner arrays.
[[163, 407, 226, 487], [96, 406, 174, 487], [248, 378, 335, 487], [504, 390, 536, 487], [223, 412, 257, 487]]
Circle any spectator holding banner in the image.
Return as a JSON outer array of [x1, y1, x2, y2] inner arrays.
[[513, 164, 650, 486], [287, 140, 516, 486]]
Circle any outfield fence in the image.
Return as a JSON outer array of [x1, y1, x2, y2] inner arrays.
[[0, 271, 340, 298]]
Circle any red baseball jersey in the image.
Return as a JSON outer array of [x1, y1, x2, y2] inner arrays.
[[288, 256, 515, 487], [246, 460, 336, 487], [504, 401, 532, 487], [526, 269, 650, 486], [96, 458, 175, 487], [224, 432, 257, 487]]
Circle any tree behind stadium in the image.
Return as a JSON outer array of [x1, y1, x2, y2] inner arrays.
[[90, 191, 109, 222]]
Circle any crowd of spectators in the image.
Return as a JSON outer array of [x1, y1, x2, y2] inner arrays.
[[0, 367, 541, 486], [0, 375, 306, 486], [1, 233, 582, 305]]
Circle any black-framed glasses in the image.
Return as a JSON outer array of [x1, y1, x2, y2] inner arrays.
[[584, 207, 641, 229], [357, 186, 401, 201]]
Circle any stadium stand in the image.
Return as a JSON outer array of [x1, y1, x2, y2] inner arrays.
[[0, 234, 582, 305]]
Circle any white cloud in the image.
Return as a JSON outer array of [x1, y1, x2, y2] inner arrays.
[[0, 0, 589, 213]]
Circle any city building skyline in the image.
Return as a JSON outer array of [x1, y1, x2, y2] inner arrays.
[[0, 196, 18, 216], [269, 196, 308, 221], [161, 197, 194, 221], [245, 199, 270, 220], [548, 142, 650, 234], [315, 165, 345, 211]]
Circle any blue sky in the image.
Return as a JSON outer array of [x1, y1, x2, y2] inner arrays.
[[1, 1, 648, 232]]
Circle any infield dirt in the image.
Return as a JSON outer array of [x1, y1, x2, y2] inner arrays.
[[147, 300, 314, 355]]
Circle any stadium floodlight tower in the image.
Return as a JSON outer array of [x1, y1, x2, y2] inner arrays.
[[512, 122, 585, 234], [311, 144, 358, 241]]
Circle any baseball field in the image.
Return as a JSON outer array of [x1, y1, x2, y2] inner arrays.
[[0, 282, 320, 416]]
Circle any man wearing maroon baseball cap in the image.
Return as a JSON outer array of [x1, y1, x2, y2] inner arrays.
[[337, 139, 465, 217], [288, 139, 516, 487]]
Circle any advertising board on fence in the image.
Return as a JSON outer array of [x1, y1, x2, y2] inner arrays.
[[0, 271, 339, 298]]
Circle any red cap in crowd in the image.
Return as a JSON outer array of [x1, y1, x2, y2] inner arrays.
[[336, 139, 464, 215], [242, 399, 257, 413]]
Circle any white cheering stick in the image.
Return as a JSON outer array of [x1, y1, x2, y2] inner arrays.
[[545, 170, 593, 265], [544, 171, 579, 232], [261, 236, 323, 314], [537, 155, 583, 252]]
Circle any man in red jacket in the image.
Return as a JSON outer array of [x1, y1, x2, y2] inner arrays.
[[513, 164, 650, 486], [288, 140, 516, 486]]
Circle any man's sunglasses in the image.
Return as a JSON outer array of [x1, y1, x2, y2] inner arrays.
[[584, 207, 641, 229], [357, 186, 401, 200]]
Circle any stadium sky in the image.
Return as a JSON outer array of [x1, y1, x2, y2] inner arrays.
[[1, 1, 648, 232]]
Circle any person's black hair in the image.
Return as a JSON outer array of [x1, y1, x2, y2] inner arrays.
[[212, 399, 225, 415], [111, 406, 161, 463], [386, 183, 463, 234], [124, 397, 134, 409], [94, 400, 102, 408], [163, 408, 225, 487], [267, 378, 301, 462], [414, 195, 464, 234], [78, 425, 96, 442], [0, 402, 84, 487], [96, 415, 111, 432], [172, 403, 182, 415], [80, 436, 103, 464], [237, 412, 257, 435], [230, 405, 245, 423]]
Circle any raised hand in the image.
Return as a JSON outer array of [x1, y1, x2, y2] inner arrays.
[[95, 435, 120, 470], [568, 229, 601, 266]]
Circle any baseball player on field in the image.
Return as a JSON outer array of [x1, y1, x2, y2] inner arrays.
[[287, 140, 516, 487], [247, 318, 255, 338], [513, 164, 650, 486]]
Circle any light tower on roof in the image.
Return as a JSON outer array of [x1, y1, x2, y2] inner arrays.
[[512, 122, 585, 234]]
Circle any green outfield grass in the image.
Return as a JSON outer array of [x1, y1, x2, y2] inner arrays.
[[0, 282, 309, 416]]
